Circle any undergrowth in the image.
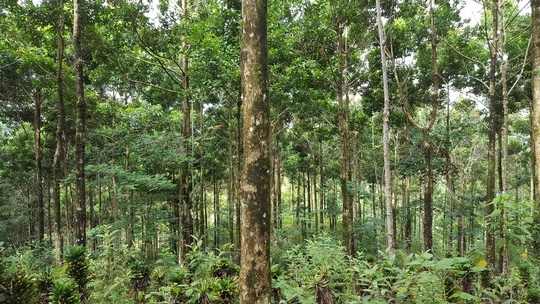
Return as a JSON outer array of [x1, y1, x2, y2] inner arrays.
[[0, 233, 538, 303]]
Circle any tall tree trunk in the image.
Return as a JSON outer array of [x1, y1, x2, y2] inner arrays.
[[53, 1, 65, 264], [532, 0, 540, 216], [179, 0, 193, 264], [199, 99, 206, 243], [214, 175, 220, 248], [73, 0, 86, 247], [319, 142, 325, 229], [228, 103, 235, 245], [395, 0, 439, 252], [376, 0, 394, 253], [337, 21, 354, 256], [486, 0, 499, 271], [238, 0, 271, 301], [34, 89, 45, 244]]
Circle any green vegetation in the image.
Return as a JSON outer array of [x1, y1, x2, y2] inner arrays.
[[1, 0, 540, 302]]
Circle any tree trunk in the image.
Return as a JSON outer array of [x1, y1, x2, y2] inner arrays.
[[531, 0, 540, 219], [199, 99, 206, 245], [178, 0, 193, 264], [73, 0, 86, 247], [337, 21, 354, 256], [34, 89, 44, 244], [238, 0, 271, 301], [53, 1, 65, 264], [486, 0, 499, 271], [228, 103, 235, 245], [376, 0, 394, 253]]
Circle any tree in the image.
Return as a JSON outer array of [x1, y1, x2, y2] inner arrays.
[[238, 0, 271, 302], [533, 0, 540, 214], [53, 0, 66, 263], [375, 0, 394, 253], [73, 0, 86, 247]]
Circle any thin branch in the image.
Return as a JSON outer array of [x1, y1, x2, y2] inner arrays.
[[126, 76, 182, 94], [508, 35, 531, 95]]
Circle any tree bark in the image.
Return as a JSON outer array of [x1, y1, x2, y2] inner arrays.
[[178, 0, 193, 264], [34, 89, 44, 244], [238, 0, 271, 301], [486, 0, 499, 271], [376, 0, 394, 253], [53, 1, 65, 264], [73, 0, 86, 247], [337, 21, 354, 256], [228, 102, 235, 245], [532, 0, 540, 219]]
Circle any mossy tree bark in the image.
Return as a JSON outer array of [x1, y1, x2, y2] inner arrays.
[[238, 0, 271, 302]]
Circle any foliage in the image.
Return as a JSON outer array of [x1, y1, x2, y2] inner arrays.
[[64, 246, 90, 300], [50, 278, 81, 304], [87, 227, 134, 304]]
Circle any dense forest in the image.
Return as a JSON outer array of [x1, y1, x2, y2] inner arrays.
[[2, 0, 540, 302]]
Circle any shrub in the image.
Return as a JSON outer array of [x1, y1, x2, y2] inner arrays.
[[50, 278, 81, 304]]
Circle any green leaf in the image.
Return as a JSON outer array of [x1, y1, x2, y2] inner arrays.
[[524, 216, 533, 224], [450, 292, 481, 301], [487, 209, 501, 218], [435, 258, 456, 270]]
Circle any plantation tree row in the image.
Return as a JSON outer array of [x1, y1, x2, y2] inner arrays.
[[1, 0, 539, 281]]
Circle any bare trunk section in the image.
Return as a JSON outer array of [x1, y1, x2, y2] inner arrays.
[[238, 0, 271, 302], [375, 0, 394, 253], [34, 89, 44, 243], [199, 99, 206, 245], [532, 0, 540, 216], [228, 102, 235, 245], [178, 0, 193, 264], [486, 0, 499, 271], [73, 0, 86, 247], [337, 22, 354, 256], [53, 2, 65, 264]]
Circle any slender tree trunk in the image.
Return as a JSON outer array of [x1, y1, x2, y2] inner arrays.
[[178, 0, 193, 264], [73, 0, 86, 247], [53, 2, 65, 264], [236, 90, 242, 257], [277, 152, 283, 229], [376, 0, 394, 253], [319, 142, 325, 229], [199, 99, 206, 242], [228, 103, 235, 245], [486, 0, 499, 271], [531, 0, 540, 218], [238, 0, 271, 301], [214, 175, 220, 248], [34, 89, 45, 244], [396, 0, 438, 252], [337, 21, 354, 256]]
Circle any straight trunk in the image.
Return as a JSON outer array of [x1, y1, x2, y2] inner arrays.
[[238, 0, 271, 301], [228, 104, 235, 245], [486, 0, 499, 270], [73, 0, 86, 247], [376, 0, 394, 253], [179, 0, 193, 264], [199, 99, 206, 242], [531, 0, 540, 218], [34, 89, 44, 243], [337, 21, 354, 256], [53, 3, 65, 264]]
